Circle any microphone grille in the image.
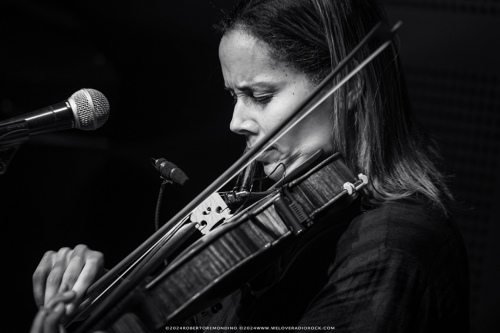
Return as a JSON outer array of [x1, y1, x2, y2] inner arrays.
[[70, 89, 110, 130]]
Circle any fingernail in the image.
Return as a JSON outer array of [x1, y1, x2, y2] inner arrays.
[[55, 303, 65, 313], [66, 303, 75, 315]]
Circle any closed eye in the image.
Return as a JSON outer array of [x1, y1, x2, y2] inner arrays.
[[253, 95, 273, 105], [224, 87, 273, 106]]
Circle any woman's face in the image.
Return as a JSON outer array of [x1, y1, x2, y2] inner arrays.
[[219, 29, 334, 180]]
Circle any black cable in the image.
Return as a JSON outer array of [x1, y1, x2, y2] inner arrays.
[[232, 163, 287, 215], [155, 180, 171, 231]]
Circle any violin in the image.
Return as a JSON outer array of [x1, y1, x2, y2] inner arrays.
[[62, 21, 401, 333]]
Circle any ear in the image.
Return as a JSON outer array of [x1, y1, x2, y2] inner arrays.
[[347, 74, 364, 110]]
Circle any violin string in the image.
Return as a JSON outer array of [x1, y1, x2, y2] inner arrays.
[[202, 37, 394, 200], [76, 25, 398, 323], [117, 35, 389, 298], [108, 24, 394, 277], [82, 160, 287, 319], [232, 163, 286, 215], [247, 41, 394, 172], [190, 28, 394, 234], [87, 214, 191, 307]]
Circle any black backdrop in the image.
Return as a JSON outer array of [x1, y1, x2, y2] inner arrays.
[[1, 1, 498, 332]]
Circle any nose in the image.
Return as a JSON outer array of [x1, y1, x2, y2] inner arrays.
[[229, 101, 257, 136]]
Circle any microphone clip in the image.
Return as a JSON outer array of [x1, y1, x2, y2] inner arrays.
[[150, 158, 189, 186]]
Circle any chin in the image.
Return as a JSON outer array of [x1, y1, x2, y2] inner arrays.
[[263, 163, 285, 181]]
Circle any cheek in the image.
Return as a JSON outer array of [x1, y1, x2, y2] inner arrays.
[[269, 86, 312, 128], [260, 108, 292, 136], [280, 94, 334, 147]]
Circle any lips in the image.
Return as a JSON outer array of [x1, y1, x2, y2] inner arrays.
[[246, 140, 281, 164]]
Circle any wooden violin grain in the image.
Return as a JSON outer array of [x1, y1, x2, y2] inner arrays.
[[151, 203, 289, 314], [292, 155, 356, 214], [108, 313, 150, 333], [78, 154, 359, 332], [144, 154, 356, 323]]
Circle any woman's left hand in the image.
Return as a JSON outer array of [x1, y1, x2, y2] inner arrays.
[[30, 290, 76, 333]]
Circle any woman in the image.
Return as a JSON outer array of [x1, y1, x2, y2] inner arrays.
[[32, 0, 469, 332]]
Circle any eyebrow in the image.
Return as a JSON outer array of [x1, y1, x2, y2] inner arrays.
[[224, 81, 278, 91]]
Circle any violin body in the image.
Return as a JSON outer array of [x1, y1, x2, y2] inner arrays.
[[76, 153, 365, 333]]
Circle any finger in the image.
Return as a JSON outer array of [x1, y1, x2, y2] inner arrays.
[[59, 256, 84, 293], [70, 245, 90, 260], [45, 290, 76, 309], [70, 297, 93, 322], [44, 248, 71, 305], [43, 303, 65, 333], [30, 308, 48, 333], [33, 251, 55, 307], [60, 245, 94, 294], [68, 255, 103, 315], [44, 261, 65, 306], [55, 247, 72, 267]]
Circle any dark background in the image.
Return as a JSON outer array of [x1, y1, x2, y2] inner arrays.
[[0, 0, 498, 332]]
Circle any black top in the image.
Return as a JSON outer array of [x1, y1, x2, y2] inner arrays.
[[204, 197, 469, 332]]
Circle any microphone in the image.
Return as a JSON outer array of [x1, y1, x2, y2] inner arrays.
[[151, 158, 189, 186], [0, 88, 110, 146]]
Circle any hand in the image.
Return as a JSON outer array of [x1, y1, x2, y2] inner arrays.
[[30, 290, 76, 333], [30, 289, 106, 333], [33, 245, 105, 315]]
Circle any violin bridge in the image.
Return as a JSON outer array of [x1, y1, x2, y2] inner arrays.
[[190, 192, 232, 235]]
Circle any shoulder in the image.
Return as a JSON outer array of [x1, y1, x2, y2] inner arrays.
[[310, 199, 470, 331], [340, 199, 454, 257], [333, 197, 468, 282]]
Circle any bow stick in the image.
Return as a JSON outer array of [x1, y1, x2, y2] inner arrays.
[[69, 20, 402, 327]]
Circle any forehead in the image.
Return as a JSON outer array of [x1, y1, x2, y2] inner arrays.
[[218, 29, 293, 88]]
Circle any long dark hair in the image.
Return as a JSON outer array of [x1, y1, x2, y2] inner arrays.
[[217, 0, 454, 215]]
